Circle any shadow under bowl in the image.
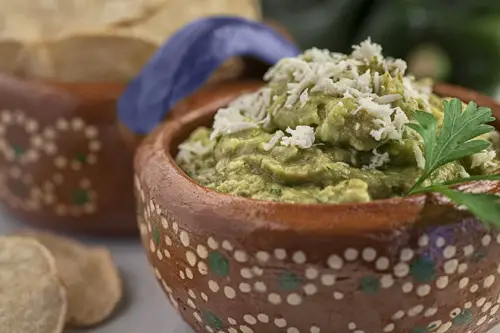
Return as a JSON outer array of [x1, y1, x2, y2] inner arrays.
[[135, 81, 500, 333]]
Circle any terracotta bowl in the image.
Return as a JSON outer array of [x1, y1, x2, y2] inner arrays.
[[135, 82, 500, 333]]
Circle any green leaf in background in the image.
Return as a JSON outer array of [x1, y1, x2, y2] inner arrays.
[[260, 0, 500, 94], [260, 0, 377, 52]]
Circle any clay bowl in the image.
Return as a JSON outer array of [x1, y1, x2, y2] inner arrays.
[[0, 20, 294, 236], [0, 73, 263, 236], [135, 81, 500, 333]]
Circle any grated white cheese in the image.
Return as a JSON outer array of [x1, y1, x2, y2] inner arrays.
[[229, 87, 272, 123], [471, 149, 497, 169], [357, 70, 372, 93], [263, 130, 285, 151], [210, 87, 272, 140], [385, 58, 407, 74], [411, 141, 426, 169], [392, 108, 410, 136], [402, 76, 431, 108], [375, 94, 402, 104], [177, 141, 212, 164], [368, 107, 408, 142], [281, 126, 315, 149], [373, 72, 380, 94], [354, 123, 360, 131], [302, 47, 341, 62], [210, 107, 258, 140], [299, 88, 309, 107], [209, 38, 429, 151], [358, 97, 394, 119], [363, 148, 390, 170], [351, 37, 383, 63]]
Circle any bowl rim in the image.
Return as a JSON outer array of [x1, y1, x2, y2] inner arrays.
[[136, 81, 500, 233]]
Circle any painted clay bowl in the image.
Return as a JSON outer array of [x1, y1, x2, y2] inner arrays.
[[0, 76, 136, 235], [0, 76, 266, 236], [0, 18, 296, 236], [135, 81, 500, 333]]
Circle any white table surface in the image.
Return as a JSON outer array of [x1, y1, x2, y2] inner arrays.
[[0, 213, 194, 333], [2, 213, 500, 333]]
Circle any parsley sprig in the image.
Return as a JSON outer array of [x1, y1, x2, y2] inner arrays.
[[405, 98, 500, 227]]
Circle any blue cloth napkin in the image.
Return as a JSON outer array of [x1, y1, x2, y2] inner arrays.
[[117, 16, 300, 135]]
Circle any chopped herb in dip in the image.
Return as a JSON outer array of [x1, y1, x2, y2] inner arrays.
[[176, 38, 500, 205]]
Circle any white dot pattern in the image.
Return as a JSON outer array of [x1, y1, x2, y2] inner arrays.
[[140, 206, 500, 333]]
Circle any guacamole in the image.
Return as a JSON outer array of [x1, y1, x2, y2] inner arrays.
[[176, 39, 500, 204]]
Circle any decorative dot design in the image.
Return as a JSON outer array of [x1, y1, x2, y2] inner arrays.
[[362, 247, 377, 262], [279, 272, 302, 290], [291, 251, 306, 264], [327, 255, 343, 270], [274, 249, 287, 260], [0, 112, 102, 215], [375, 257, 390, 271], [208, 251, 230, 277], [256, 251, 270, 263], [224, 286, 236, 299], [344, 248, 358, 261], [305, 267, 319, 280], [136, 190, 500, 333]]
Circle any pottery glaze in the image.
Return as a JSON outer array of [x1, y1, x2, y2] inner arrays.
[[135, 82, 500, 333]]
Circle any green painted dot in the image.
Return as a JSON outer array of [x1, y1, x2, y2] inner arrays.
[[472, 249, 487, 263], [10, 181, 29, 198], [279, 272, 302, 290], [427, 322, 440, 331], [452, 309, 473, 325], [152, 225, 160, 245], [203, 311, 223, 329], [72, 189, 90, 206], [410, 256, 435, 283], [411, 327, 428, 333], [208, 251, 230, 277], [360, 276, 380, 294], [13, 145, 24, 156], [75, 152, 88, 164]]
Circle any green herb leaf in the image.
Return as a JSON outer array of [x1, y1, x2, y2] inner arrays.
[[417, 185, 500, 228], [442, 174, 500, 187], [406, 98, 500, 228], [407, 99, 495, 192]]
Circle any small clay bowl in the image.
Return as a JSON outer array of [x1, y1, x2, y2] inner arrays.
[[135, 82, 500, 333], [0, 76, 136, 235], [0, 20, 295, 236], [0, 75, 264, 236]]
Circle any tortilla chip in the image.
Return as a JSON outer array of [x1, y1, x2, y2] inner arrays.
[[0, 0, 166, 39], [19, 34, 157, 82], [0, 0, 261, 81], [13, 230, 122, 327], [0, 236, 67, 333], [105, 0, 260, 45]]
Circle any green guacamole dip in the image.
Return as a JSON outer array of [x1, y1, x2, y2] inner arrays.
[[176, 39, 500, 204]]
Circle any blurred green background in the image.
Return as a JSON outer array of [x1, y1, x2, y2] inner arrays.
[[260, 0, 500, 99]]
